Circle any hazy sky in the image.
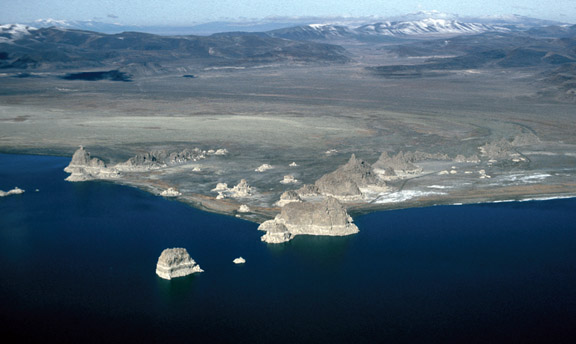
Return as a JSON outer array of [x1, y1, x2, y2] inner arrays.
[[2, 0, 575, 25]]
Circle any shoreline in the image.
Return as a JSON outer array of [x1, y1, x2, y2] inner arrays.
[[2, 151, 575, 224]]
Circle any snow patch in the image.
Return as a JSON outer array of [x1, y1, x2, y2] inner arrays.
[[0, 24, 37, 43], [427, 185, 452, 189], [373, 190, 445, 204], [499, 173, 551, 183]]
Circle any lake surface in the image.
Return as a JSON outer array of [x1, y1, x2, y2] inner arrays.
[[1, 153, 575, 343]]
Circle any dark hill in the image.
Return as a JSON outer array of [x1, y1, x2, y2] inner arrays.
[[0, 27, 350, 71]]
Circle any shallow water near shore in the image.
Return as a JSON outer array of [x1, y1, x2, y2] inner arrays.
[[1, 153, 576, 343]]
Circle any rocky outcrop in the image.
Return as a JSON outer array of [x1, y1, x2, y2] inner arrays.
[[233, 257, 246, 264], [479, 139, 514, 160], [258, 220, 293, 243], [479, 138, 528, 162], [255, 164, 273, 172], [0, 187, 25, 197], [275, 190, 303, 207], [296, 184, 320, 197], [259, 197, 359, 243], [280, 175, 298, 184], [209, 148, 228, 156], [116, 148, 207, 171], [230, 179, 252, 198], [238, 204, 251, 213], [453, 154, 480, 163], [160, 188, 182, 197], [314, 154, 384, 200], [212, 183, 228, 191], [213, 179, 253, 199], [511, 132, 541, 146], [64, 146, 119, 181], [155, 248, 203, 280], [373, 151, 423, 178]]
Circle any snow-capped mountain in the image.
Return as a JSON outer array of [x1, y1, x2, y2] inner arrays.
[[356, 18, 510, 36], [0, 24, 37, 43], [387, 10, 459, 22], [266, 11, 569, 41], [268, 18, 511, 41], [26, 19, 141, 34], [267, 23, 356, 40]]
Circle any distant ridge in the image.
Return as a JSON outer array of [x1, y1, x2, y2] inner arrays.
[[0, 26, 350, 71], [13, 12, 569, 36], [267, 19, 513, 42]]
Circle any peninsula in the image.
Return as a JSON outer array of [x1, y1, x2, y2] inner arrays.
[[1, 17, 575, 236]]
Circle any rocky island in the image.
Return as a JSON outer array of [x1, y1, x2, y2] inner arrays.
[[0, 187, 25, 197], [155, 248, 203, 280], [259, 197, 359, 243], [233, 257, 246, 264]]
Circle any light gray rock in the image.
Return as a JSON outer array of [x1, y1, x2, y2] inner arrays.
[[296, 184, 320, 197], [233, 257, 246, 264], [64, 146, 119, 181], [280, 175, 298, 184], [275, 190, 303, 207], [258, 220, 293, 243], [160, 187, 182, 197], [315, 154, 383, 199], [259, 197, 358, 243], [212, 148, 229, 156], [238, 204, 251, 213], [0, 187, 25, 197], [255, 164, 273, 172], [69, 145, 106, 168], [478, 138, 526, 162], [117, 148, 206, 171], [155, 248, 203, 280], [373, 151, 423, 177], [212, 179, 254, 199], [230, 179, 252, 198]]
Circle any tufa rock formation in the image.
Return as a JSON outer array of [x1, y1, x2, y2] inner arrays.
[[115, 148, 207, 171], [160, 188, 182, 197], [0, 187, 25, 197], [259, 197, 359, 243], [280, 175, 298, 184], [238, 204, 251, 213], [372, 151, 423, 178], [230, 179, 252, 198], [296, 184, 320, 197], [478, 136, 530, 162], [275, 190, 303, 207], [213, 179, 254, 199], [258, 220, 293, 244], [453, 154, 480, 163], [255, 164, 273, 172], [64, 146, 119, 181], [314, 154, 384, 199], [155, 248, 203, 280], [233, 257, 246, 264]]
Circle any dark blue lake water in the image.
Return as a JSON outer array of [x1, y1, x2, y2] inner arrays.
[[1, 153, 575, 343]]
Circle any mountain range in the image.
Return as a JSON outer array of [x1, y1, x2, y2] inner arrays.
[[1, 13, 575, 102], [267, 19, 514, 42], [0, 26, 350, 71], [15, 11, 569, 37]]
